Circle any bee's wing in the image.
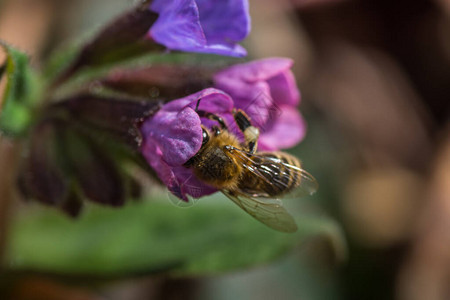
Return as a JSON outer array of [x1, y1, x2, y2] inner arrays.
[[222, 190, 298, 233], [232, 149, 319, 198], [276, 157, 319, 198]]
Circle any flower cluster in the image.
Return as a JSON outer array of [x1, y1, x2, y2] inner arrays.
[[14, 0, 307, 213], [137, 1, 305, 201], [140, 58, 305, 200]]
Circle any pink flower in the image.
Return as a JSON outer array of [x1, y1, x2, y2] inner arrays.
[[213, 57, 305, 151]]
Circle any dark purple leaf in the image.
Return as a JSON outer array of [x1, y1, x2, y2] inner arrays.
[[60, 191, 83, 218], [53, 0, 161, 86], [52, 94, 161, 148], [18, 119, 68, 205], [61, 128, 125, 207], [101, 65, 212, 99], [126, 174, 143, 200]]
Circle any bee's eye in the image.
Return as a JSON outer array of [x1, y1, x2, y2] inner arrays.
[[201, 128, 210, 146]]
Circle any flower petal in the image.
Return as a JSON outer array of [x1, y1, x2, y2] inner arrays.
[[149, 0, 249, 57], [149, 0, 207, 51], [142, 106, 202, 167], [258, 106, 306, 151], [141, 137, 216, 201], [214, 57, 293, 83], [171, 166, 217, 200], [141, 88, 234, 168], [180, 43, 247, 57], [164, 88, 234, 114], [267, 69, 300, 106], [214, 76, 273, 126], [196, 0, 250, 43], [141, 139, 182, 197]]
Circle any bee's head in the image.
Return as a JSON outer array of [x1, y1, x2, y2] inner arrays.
[[198, 125, 223, 149], [184, 125, 242, 185]]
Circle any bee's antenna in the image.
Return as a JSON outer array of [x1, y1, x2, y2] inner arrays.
[[194, 97, 228, 130]]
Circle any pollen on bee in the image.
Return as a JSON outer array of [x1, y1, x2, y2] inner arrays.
[[246, 126, 260, 140]]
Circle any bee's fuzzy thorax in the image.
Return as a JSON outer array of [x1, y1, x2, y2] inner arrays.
[[188, 128, 243, 190]]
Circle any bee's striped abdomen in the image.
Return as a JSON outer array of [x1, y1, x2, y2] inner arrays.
[[237, 152, 302, 197]]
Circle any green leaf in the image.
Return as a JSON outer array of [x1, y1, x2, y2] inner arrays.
[[0, 42, 41, 137], [5, 194, 344, 278]]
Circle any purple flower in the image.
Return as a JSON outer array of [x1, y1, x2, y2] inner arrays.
[[148, 0, 250, 57], [213, 57, 305, 151], [140, 88, 234, 201], [140, 58, 305, 201]]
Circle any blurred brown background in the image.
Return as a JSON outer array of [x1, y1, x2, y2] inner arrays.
[[1, 0, 450, 299]]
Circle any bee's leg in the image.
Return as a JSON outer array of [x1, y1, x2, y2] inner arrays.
[[196, 110, 228, 130], [233, 109, 259, 154]]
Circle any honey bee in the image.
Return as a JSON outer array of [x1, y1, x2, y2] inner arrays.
[[184, 104, 318, 233]]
